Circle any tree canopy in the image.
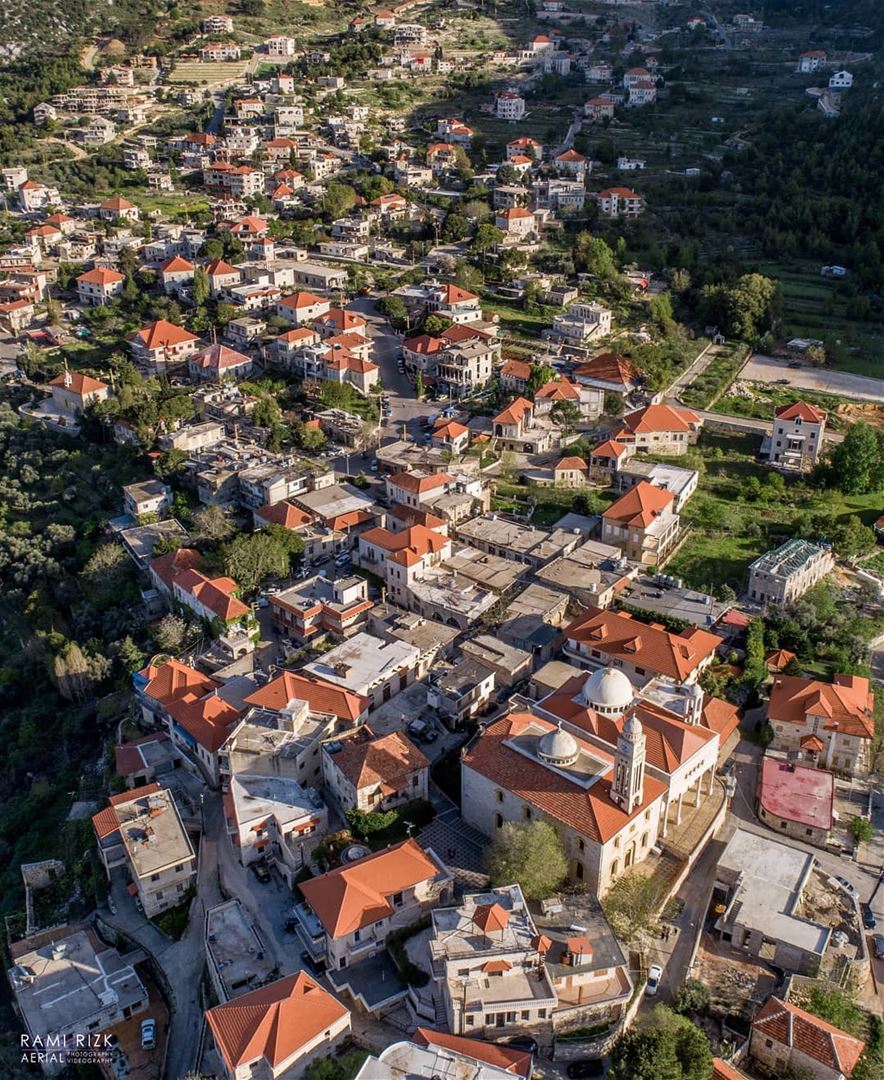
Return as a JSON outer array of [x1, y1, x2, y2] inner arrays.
[[486, 820, 568, 900], [609, 1005, 713, 1080]]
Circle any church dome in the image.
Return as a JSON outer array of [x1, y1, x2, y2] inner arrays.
[[581, 667, 634, 714], [538, 723, 579, 766], [621, 713, 643, 740]]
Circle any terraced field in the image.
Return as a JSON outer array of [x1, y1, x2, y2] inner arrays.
[[167, 61, 251, 85]]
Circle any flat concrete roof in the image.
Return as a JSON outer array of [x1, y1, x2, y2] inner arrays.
[[205, 899, 277, 1000], [717, 828, 830, 956], [230, 772, 324, 829], [116, 788, 194, 877], [304, 631, 419, 695], [9, 929, 146, 1041]]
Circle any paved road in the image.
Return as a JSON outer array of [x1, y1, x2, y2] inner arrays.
[[664, 341, 715, 398], [347, 296, 433, 435], [739, 353, 884, 403]]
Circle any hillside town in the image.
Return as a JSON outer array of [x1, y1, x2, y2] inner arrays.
[[1, 0, 884, 1079]]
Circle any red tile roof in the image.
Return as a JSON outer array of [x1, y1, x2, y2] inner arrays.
[[434, 283, 478, 305], [160, 255, 195, 274], [493, 396, 533, 427], [115, 733, 171, 776], [100, 195, 136, 211], [616, 403, 700, 437], [206, 973, 349, 1072], [132, 319, 200, 351], [591, 439, 629, 460], [775, 401, 826, 423], [77, 268, 125, 286], [189, 343, 252, 372], [462, 712, 666, 844], [403, 333, 445, 356], [330, 731, 429, 792], [751, 997, 864, 1076], [565, 607, 722, 682], [141, 659, 220, 707], [149, 547, 202, 590], [389, 470, 452, 495], [712, 1060, 750, 1080], [278, 290, 327, 311], [255, 501, 314, 529], [175, 569, 250, 622], [244, 670, 368, 722], [602, 481, 674, 527], [300, 838, 442, 937], [767, 673, 874, 740], [167, 692, 243, 753], [574, 352, 637, 388], [535, 377, 580, 400], [554, 456, 587, 471], [48, 371, 109, 396], [413, 1029, 531, 1076], [541, 676, 716, 773], [361, 524, 449, 558]]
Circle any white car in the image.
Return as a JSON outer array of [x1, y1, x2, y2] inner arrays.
[[140, 1018, 157, 1051], [645, 964, 663, 996]]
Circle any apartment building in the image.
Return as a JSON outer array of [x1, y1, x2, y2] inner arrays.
[[767, 672, 875, 777], [301, 632, 421, 710], [92, 785, 196, 916], [600, 481, 680, 566], [9, 928, 149, 1074], [746, 538, 834, 607], [206, 973, 351, 1080], [563, 606, 722, 686], [270, 574, 373, 644], [761, 401, 827, 472], [321, 729, 429, 813], [427, 658, 496, 728], [613, 403, 701, 455], [596, 187, 642, 219], [76, 266, 125, 306], [550, 301, 612, 345], [294, 839, 452, 978], [428, 885, 558, 1037], [497, 91, 526, 120]]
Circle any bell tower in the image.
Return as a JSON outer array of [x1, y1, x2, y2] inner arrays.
[[612, 714, 646, 813]]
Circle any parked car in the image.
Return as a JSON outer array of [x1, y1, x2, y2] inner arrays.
[[567, 1060, 605, 1078], [252, 862, 271, 884], [835, 876, 858, 899], [284, 917, 298, 933], [496, 1035, 538, 1055], [863, 904, 877, 930], [645, 963, 663, 995], [140, 1019, 157, 1051], [873, 934, 884, 960]]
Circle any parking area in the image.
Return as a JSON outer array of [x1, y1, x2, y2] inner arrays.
[[362, 682, 463, 762], [740, 353, 884, 402], [102, 975, 168, 1080]]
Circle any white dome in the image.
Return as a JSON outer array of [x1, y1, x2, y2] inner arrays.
[[538, 724, 579, 765], [622, 713, 643, 740], [581, 667, 634, 713]]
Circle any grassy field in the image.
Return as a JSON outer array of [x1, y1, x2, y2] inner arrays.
[[167, 61, 251, 85], [715, 385, 856, 432], [680, 343, 749, 409], [665, 431, 881, 592], [126, 191, 212, 216], [755, 260, 884, 378]]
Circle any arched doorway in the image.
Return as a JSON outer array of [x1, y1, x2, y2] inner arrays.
[[624, 841, 637, 869]]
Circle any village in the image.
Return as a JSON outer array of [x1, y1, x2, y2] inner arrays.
[[0, 1, 884, 1079]]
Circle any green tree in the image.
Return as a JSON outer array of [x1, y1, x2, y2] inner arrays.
[[221, 528, 304, 594], [414, 371, 424, 399], [698, 273, 779, 340], [849, 816, 874, 846], [442, 213, 470, 242], [830, 423, 884, 495], [377, 295, 408, 331], [471, 223, 504, 269], [609, 1006, 712, 1080], [486, 821, 568, 900], [550, 400, 582, 435], [322, 182, 357, 221], [830, 516, 876, 562], [424, 314, 453, 336], [673, 978, 711, 1017], [294, 422, 326, 452], [743, 616, 766, 688], [153, 614, 189, 653], [603, 870, 663, 943], [574, 233, 617, 277], [192, 505, 236, 545], [527, 363, 555, 394], [454, 259, 484, 292], [192, 266, 210, 307]]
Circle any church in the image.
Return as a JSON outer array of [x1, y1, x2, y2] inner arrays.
[[460, 664, 736, 895]]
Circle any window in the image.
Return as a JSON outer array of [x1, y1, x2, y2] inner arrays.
[[495, 789, 504, 803], [538, 1009, 547, 1019], [466, 1016, 474, 1026], [175, 863, 183, 873], [393, 891, 403, 907], [611, 859, 619, 876], [521, 1010, 530, 1021], [644, 810, 651, 822], [496, 814, 503, 829], [765, 1040, 773, 1049], [458, 968, 470, 977], [577, 838, 585, 853], [150, 873, 159, 882], [354, 930, 361, 942], [614, 836, 621, 849], [523, 806, 532, 821]]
